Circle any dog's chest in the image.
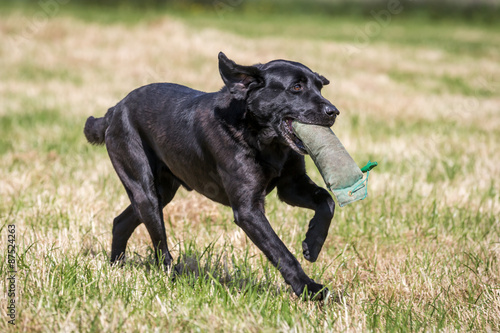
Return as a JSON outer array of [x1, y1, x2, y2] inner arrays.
[[256, 148, 289, 179]]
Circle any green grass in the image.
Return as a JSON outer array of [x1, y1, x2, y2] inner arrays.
[[0, 4, 499, 332]]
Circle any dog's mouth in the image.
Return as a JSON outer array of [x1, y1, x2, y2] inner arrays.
[[281, 118, 308, 155]]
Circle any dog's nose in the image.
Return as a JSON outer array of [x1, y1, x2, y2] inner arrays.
[[324, 104, 340, 117]]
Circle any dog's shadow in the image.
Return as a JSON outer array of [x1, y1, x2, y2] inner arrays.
[[114, 247, 290, 299], [126, 251, 346, 305], [83, 242, 345, 303]]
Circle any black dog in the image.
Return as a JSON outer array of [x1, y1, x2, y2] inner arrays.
[[84, 52, 339, 300]]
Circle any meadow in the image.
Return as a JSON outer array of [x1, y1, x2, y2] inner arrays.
[[0, 3, 499, 332]]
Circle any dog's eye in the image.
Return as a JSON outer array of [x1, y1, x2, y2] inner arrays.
[[292, 83, 303, 92]]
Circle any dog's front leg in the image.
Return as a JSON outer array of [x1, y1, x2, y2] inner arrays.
[[232, 203, 328, 300], [277, 174, 335, 263]]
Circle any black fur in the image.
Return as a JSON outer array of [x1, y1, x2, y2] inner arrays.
[[85, 52, 340, 300]]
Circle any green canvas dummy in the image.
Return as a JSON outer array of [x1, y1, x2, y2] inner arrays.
[[292, 121, 377, 207]]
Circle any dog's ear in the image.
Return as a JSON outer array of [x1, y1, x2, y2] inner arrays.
[[315, 73, 330, 86], [218, 52, 263, 100]]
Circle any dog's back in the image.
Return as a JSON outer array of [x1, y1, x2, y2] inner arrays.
[[84, 83, 206, 146]]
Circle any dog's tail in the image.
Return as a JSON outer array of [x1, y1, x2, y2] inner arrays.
[[84, 107, 114, 145]]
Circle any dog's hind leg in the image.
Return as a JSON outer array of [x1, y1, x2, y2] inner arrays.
[[111, 205, 141, 263], [106, 121, 178, 269], [111, 168, 180, 265]]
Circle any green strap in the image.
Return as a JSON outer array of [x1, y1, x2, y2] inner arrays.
[[361, 161, 378, 173]]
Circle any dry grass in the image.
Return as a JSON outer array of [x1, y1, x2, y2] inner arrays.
[[0, 7, 499, 332]]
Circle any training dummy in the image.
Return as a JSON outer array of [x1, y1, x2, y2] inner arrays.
[[292, 122, 377, 207]]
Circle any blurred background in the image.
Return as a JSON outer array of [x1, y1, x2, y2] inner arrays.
[[3, 0, 500, 21], [0, 0, 499, 331], [4, 0, 500, 21]]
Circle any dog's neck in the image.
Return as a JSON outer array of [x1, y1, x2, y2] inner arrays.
[[215, 91, 280, 147], [214, 91, 290, 176]]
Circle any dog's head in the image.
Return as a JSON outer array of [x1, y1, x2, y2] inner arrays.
[[218, 52, 339, 154]]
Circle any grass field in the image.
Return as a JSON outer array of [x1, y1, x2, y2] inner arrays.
[[1, 3, 499, 332]]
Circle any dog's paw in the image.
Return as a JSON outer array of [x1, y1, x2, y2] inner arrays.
[[170, 264, 184, 282], [299, 281, 330, 301], [110, 255, 126, 267], [302, 240, 322, 263]]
